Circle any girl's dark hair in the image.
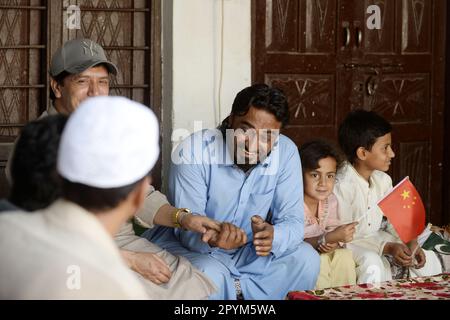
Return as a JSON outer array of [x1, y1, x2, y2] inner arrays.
[[298, 140, 344, 173]]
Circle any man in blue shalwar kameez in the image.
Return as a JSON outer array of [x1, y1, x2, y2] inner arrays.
[[144, 84, 320, 299]]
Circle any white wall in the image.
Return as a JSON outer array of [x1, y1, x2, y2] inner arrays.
[[171, 0, 251, 140], [161, 0, 251, 191]]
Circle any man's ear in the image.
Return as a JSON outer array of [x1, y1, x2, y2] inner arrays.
[[50, 78, 63, 99], [356, 147, 367, 161], [133, 176, 151, 209]]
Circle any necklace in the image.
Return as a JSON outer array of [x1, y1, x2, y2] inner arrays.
[[317, 197, 329, 227]]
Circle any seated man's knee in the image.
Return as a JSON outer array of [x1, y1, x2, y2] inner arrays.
[[192, 255, 230, 281], [295, 242, 321, 274], [305, 242, 321, 265], [357, 251, 383, 269]]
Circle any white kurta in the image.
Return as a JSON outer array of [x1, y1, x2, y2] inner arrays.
[[114, 187, 217, 299], [0, 200, 148, 299], [334, 163, 442, 283]]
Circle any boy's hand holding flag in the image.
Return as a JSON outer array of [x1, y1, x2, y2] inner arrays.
[[377, 177, 426, 268]]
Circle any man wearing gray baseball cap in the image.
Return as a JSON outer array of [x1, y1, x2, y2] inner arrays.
[[6, 38, 116, 184], [50, 38, 118, 77], [5, 38, 219, 299], [48, 38, 118, 115]]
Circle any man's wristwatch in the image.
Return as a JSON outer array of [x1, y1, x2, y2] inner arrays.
[[172, 208, 192, 228]]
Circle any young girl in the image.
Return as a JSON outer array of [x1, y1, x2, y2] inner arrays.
[[299, 140, 358, 289]]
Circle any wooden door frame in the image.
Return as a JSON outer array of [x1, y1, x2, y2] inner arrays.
[[149, 0, 163, 190], [444, 0, 450, 225], [429, 0, 446, 226]]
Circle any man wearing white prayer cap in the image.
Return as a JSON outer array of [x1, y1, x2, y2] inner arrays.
[[0, 96, 158, 299], [5, 39, 219, 299]]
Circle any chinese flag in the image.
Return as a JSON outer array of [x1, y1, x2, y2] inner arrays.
[[377, 177, 426, 243]]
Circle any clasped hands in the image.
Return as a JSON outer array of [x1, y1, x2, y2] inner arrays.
[[201, 215, 274, 256], [124, 214, 273, 285]]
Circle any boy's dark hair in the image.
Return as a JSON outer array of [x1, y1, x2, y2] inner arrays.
[[226, 83, 290, 127], [61, 175, 148, 212], [299, 140, 344, 173], [338, 109, 392, 164], [9, 114, 68, 211]]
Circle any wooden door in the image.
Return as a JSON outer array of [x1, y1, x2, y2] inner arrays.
[[252, 0, 446, 224], [0, 0, 161, 198]]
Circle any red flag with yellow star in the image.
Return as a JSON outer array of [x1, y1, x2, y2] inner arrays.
[[377, 177, 426, 243]]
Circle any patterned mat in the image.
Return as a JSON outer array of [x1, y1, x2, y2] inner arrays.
[[287, 273, 450, 300]]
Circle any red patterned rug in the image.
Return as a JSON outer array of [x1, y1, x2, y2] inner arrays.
[[287, 273, 450, 300]]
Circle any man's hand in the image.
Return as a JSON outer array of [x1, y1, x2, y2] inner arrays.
[[207, 222, 247, 250], [181, 214, 222, 241], [407, 240, 426, 269], [121, 250, 172, 285], [385, 242, 413, 267], [318, 242, 339, 254], [201, 228, 221, 244], [326, 222, 358, 243], [251, 215, 274, 257]]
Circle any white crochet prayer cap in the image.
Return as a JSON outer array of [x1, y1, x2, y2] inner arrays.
[[57, 96, 159, 188]]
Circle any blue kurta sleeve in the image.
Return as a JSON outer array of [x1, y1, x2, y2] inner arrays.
[[270, 139, 304, 257], [168, 135, 214, 253]]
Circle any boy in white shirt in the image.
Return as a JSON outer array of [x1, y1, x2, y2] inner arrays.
[[334, 110, 442, 284]]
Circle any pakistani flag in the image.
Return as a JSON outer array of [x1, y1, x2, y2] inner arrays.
[[422, 232, 450, 255]]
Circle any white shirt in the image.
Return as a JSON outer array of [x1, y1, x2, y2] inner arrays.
[[334, 162, 401, 255], [0, 200, 148, 299]]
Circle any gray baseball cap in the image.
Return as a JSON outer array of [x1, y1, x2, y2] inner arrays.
[[50, 38, 118, 77]]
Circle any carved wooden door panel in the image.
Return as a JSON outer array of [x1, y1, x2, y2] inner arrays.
[[0, 0, 161, 198], [348, 0, 446, 225], [252, 0, 446, 224], [253, 0, 340, 144]]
